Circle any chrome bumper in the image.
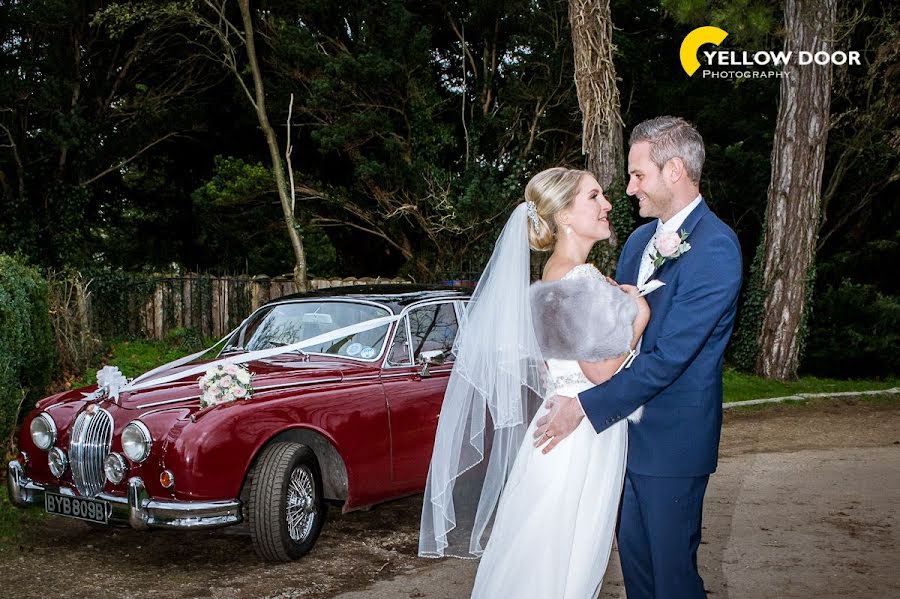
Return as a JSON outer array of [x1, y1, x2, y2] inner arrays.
[[7, 460, 242, 530]]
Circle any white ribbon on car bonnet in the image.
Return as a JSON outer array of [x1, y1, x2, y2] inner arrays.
[[84, 313, 402, 403]]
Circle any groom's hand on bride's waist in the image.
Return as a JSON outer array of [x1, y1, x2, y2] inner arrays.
[[533, 394, 586, 454]]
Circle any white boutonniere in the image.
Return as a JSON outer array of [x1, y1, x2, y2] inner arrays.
[[650, 229, 691, 268]]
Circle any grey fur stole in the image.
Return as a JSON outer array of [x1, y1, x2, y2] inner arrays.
[[530, 275, 637, 361]]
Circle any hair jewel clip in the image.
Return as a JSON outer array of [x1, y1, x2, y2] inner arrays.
[[525, 201, 540, 230]]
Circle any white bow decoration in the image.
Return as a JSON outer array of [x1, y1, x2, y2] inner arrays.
[[94, 365, 129, 401]]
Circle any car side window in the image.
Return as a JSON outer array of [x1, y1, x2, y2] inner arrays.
[[407, 302, 458, 363], [386, 318, 412, 366]]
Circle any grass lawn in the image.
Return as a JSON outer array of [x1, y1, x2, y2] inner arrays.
[[722, 368, 899, 403], [70, 338, 219, 389]]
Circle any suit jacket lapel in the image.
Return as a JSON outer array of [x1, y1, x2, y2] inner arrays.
[[647, 199, 711, 282], [677, 198, 710, 238]]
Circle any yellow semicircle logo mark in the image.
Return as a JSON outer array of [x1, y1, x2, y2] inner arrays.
[[680, 26, 729, 77]]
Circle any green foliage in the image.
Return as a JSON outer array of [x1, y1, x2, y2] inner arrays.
[[728, 232, 765, 371], [164, 327, 204, 353], [710, 0, 776, 43], [72, 338, 199, 389], [796, 261, 816, 373], [81, 269, 157, 339], [661, 0, 777, 43], [661, 0, 713, 25], [0, 0, 219, 268], [91, 1, 193, 38], [0, 255, 55, 454], [194, 156, 274, 207], [801, 281, 900, 378], [191, 156, 338, 276], [0, 183, 97, 268], [81, 270, 251, 341], [802, 235, 900, 378]]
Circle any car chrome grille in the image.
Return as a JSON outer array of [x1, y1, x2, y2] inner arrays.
[[69, 407, 113, 497]]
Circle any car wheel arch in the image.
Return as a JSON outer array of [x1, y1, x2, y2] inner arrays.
[[242, 427, 349, 505]]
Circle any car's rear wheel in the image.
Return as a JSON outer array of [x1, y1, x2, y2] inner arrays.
[[248, 442, 327, 561]]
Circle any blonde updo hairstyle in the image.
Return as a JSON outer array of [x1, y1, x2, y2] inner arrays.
[[525, 167, 592, 252]]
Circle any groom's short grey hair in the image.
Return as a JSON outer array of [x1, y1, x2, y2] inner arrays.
[[629, 116, 705, 184]]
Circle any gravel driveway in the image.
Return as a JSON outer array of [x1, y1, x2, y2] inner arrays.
[[1, 397, 897, 599]]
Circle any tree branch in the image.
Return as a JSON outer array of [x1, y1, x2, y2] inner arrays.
[[313, 217, 413, 259], [79, 131, 180, 187], [286, 92, 296, 214], [0, 117, 26, 198], [446, 13, 478, 74]]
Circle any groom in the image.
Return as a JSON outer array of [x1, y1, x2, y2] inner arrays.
[[535, 116, 742, 598]]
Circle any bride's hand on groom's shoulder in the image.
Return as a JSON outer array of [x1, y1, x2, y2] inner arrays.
[[619, 285, 650, 318], [611, 281, 650, 311], [533, 394, 585, 454], [618, 284, 640, 298]]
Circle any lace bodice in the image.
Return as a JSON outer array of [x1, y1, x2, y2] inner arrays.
[[561, 263, 608, 283]]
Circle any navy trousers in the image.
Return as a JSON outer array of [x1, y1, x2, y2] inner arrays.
[[617, 471, 710, 599]]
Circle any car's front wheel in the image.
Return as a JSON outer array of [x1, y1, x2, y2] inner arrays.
[[248, 442, 327, 561]]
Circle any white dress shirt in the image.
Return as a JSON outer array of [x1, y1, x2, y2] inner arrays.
[[637, 194, 703, 288]]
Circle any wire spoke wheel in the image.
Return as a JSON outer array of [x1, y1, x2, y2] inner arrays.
[[286, 465, 317, 542], [249, 442, 327, 561]]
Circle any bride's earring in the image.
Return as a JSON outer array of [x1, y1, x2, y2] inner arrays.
[[565, 225, 573, 235]]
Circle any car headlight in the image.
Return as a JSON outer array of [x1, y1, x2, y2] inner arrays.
[[30, 413, 56, 450], [121, 421, 152, 463], [48, 447, 68, 478], [104, 453, 128, 484]]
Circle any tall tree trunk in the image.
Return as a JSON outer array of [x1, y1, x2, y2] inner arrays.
[[568, 0, 623, 189], [755, 0, 837, 380], [238, 0, 308, 291]]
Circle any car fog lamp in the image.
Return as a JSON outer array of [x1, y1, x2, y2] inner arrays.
[[48, 447, 68, 478], [30, 413, 56, 450], [104, 453, 128, 484], [159, 470, 175, 489], [122, 421, 152, 463]]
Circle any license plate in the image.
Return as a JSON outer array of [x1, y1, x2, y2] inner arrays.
[[45, 492, 109, 524]]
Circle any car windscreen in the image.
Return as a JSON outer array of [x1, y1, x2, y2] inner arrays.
[[234, 301, 392, 360]]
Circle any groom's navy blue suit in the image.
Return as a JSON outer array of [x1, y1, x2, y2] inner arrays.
[[579, 199, 742, 598]]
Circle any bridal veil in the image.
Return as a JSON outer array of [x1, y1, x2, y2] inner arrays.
[[419, 203, 549, 558]]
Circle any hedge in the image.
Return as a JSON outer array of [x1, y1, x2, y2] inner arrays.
[[0, 255, 55, 454]]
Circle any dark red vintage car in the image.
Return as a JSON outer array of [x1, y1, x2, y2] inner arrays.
[[8, 285, 468, 560]]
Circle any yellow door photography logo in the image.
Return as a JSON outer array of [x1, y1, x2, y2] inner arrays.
[[680, 26, 729, 76], [680, 25, 859, 79]]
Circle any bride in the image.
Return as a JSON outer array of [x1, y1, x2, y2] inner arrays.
[[419, 167, 650, 598]]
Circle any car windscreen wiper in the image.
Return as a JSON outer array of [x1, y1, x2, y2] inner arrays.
[[263, 341, 309, 357]]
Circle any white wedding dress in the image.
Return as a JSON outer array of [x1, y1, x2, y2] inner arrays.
[[470, 264, 629, 599]]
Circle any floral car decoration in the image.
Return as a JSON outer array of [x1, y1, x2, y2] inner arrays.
[[8, 285, 469, 561], [199, 364, 253, 408]]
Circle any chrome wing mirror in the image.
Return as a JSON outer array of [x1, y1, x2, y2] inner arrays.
[[418, 350, 445, 378]]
